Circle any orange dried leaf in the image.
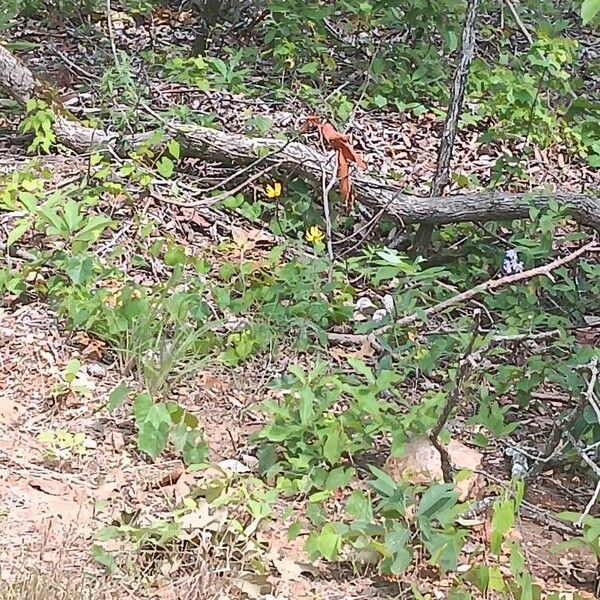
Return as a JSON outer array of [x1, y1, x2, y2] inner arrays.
[[300, 116, 366, 207]]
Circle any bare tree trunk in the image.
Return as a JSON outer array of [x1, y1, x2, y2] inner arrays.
[[412, 0, 481, 256]]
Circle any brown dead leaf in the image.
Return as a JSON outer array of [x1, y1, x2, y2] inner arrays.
[[301, 115, 366, 207], [107, 430, 125, 452], [172, 472, 196, 503], [93, 481, 118, 501], [231, 225, 272, 252], [199, 371, 231, 393], [29, 477, 72, 496], [330, 339, 375, 363], [384, 436, 483, 501], [272, 556, 318, 582], [0, 397, 23, 425], [156, 464, 185, 488]]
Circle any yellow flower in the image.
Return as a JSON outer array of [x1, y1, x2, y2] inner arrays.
[[305, 225, 325, 244], [264, 181, 282, 198]]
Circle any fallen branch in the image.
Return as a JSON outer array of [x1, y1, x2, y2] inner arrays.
[[330, 240, 599, 345], [1, 43, 599, 230]]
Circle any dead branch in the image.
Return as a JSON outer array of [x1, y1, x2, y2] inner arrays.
[[332, 240, 599, 347], [528, 357, 600, 481], [1, 43, 599, 231], [413, 0, 481, 254], [430, 309, 481, 482]]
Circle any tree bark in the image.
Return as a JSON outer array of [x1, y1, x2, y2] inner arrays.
[[1, 43, 599, 231], [413, 0, 481, 255]]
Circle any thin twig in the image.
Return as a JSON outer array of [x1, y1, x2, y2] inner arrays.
[[577, 478, 600, 526], [322, 159, 338, 262], [329, 240, 598, 346], [563, 430, 600, 526], [106, 0, 120, 67], [529, 356, 600, 479], [584, 357, 600, 424], [156, 161, 282, 208], [429, 309, 481, 481], [504, 0, 534, 45]]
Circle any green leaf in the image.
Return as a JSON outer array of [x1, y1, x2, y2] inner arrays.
[[165, 243, 186, 266], [157, 156, 175, 178], [137, 421, 169, 458], [345, 490, 373, 522], [490, 497, 515, 555], [314, 523, 342, 561], [132, 392, 153, 423], [63, 199, 81, 232], [18, 191, 38, 211], [256, 443, 279, 474], [324, 466, 354, 491], [108, 382, 131, 411], [75, 215, 112, 239], [385, 526, 412, 574], [167, 139, 180, 159], [418, 484, 457, 519], [298, 387, 315, 425], [288, 521, 302, 541], [309, 490, 331, 503], [298, 61, 319, 74], [322, 426, 342, 465], [64, 256, 94, 285], [182, 441, 209, 465], [368, 465, 399, 497], [582, 0, 600, 23], [7, 218, 31, 247], [91, 544, 116, 572], [347, 357, 375, 383]]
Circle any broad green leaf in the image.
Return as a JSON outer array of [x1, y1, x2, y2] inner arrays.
[[582, 0, 600, 23], [345, 490, 373, 522], [182, 441, 208, 465], [347, 357, 375, 383], [18, 191, 38, 211], [167, 139, 180, 159], [147, 403, 172, 429], [418, 483, 458, 519], [157, 156, 174, 178], [39, 204, 65, 232], [75, 215, 113, 241], [91, 544, 116, 572], [137, 421, 169, 458], [490, 497, 515, 555], [298, 387, 315, 425], [64, 256, 93, 285], [132, 392, 153, 423], [322, 426, 342, 465], [324, 466, 354, 491], [385, 526, 412, 574], [108, 382, 130, 411], [315, 523, 342, 561], [63, 199, 81, 232], [7, 218, 31, 247], [368, 465, 399, 497]]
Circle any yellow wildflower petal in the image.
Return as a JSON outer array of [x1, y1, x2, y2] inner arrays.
[[305, 225, 325, 244], [265, 181, 282, 198]]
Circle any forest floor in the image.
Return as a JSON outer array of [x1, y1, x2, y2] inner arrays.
[[1, 7, 600, 600]]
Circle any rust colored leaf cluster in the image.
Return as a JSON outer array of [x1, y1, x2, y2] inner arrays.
[[301, 115, 366, 207]]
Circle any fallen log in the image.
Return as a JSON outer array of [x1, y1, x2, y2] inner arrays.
[[1, 43, 599, 230]]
